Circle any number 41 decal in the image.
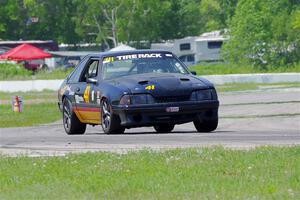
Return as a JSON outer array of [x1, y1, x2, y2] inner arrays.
[[145, 85, 155, 90]]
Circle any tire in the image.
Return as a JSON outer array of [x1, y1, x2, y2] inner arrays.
[[154, 124, 175, 133], [193, 118, 218, 132], [101, 99, 125, 134], [62, 98, 86, 135]]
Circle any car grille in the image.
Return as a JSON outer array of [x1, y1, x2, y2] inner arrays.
[[155, 95, 190, 103]]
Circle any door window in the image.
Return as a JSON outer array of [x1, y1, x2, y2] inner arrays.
[[68, 57, 88, 83], [80, 60, 99, 82]]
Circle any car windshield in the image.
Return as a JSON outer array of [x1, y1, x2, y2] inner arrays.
[[102, 53, 189, 80]]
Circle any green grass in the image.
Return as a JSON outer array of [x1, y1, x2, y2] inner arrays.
[[0, 63, 72, 80], [0, 103, 61, 128], [0, 90, 57, 101], [0, 63, 32, 80], [216, 82, 300, 92], [189, 62, 300, 75], [34, 68, 72, 80], [0, 147, 299, 199]]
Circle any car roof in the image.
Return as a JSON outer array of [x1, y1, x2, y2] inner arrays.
[[88, 49, 173, 58]]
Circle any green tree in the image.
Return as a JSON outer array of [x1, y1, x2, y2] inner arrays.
[[223, 0, 299, 67], [0, 0, 239, 46], [117, 0, 170, 43], [23, 0, 80, 44], [74, 0, 125, 48], [199, 0, 237, 31], [0, 0, 28, 40]]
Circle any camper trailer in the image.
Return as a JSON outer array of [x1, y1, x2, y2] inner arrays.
[[151, 30, 228, 66]]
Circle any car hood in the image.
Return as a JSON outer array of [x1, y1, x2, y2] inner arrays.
[[106, 73, 211, 97]]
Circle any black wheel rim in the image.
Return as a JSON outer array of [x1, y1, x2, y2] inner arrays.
[[63, 101, 71, 131], [102, 101, 111, 131]]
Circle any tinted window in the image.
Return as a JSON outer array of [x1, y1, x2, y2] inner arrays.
[[208, 41, 223, 49], [180, 43, 191, 51], [68, 57, 88, 83]]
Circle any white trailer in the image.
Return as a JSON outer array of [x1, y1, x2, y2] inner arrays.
[[150, 30, 228, 66]]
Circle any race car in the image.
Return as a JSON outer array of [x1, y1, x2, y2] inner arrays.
[[58, 50, 219, 135]]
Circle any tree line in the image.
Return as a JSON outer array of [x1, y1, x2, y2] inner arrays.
[[0, 0, 299, 67]]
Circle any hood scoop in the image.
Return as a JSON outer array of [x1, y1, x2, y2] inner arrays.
[[138, 80, 149, 85]]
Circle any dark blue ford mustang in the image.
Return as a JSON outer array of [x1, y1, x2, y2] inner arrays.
[[58, 50, 219, 134]]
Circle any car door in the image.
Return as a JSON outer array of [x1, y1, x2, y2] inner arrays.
[[73, 57, 101, 124]]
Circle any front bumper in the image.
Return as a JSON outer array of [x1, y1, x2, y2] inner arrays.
[[113, 100, 219, 127]]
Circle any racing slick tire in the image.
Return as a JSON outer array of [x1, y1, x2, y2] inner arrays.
[[193, 118, 218, 132], [101, 100, 125, 134], [62, 98, 86, 135], [154, 124, 175, 133]]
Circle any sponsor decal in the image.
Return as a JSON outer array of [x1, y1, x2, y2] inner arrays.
[[91, 90, 95, 102], [145, 85, 155, 90], [83, 85, 91, 103], [75, 95, 84, 103], [175, 62, 182, 67], [103, 57, 114, 63], [103, 53, 164, 63], [116, 53, 162, 61], [96, 91, 100, 104]]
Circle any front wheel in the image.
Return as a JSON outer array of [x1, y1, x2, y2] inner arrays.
[[193, 118, 218, 132], [154, 124, 175, 133], [62, 98, 86, 135], [101, 100, 125, 134]]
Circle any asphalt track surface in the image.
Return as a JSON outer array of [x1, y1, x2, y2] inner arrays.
[[1, 88, 300, 156]]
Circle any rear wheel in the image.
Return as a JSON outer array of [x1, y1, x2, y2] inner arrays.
[[101, 100, 125, 134], [193, 118, 218, 132], [154, 124, 175, 133], [63, 98, 86, 135]]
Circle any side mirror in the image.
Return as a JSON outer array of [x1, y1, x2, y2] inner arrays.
[[191, 71, 197, 75], [87, 77, 98, 84]]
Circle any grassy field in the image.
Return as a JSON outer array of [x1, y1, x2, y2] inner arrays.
[[0, 103, 61, 128], [0, 90, 57, 101], [34, 68, 72, 80], [0, 147, 299, 199], [0, 90, 60, 127], [189, 62, 300, 75], [0, 63, 72, 80]]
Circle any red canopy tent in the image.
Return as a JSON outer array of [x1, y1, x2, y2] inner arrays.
[[0, 43, 51, 61]]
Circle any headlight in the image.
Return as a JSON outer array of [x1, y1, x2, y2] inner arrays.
[[190, 90, 212, 101], [119, 94, 155, 105]]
